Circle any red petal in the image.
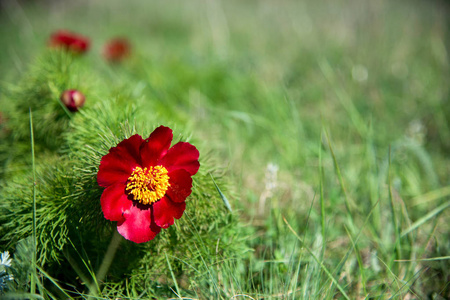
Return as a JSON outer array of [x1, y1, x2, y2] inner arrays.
[[117, 205, 161, 243], [140, 126, 173, 168], [166, 169, 193, 203], [158, 142, 200, 176], [100, 183, 132, 222], [152, 197, 186, 228], [97, 134, 143, 187]]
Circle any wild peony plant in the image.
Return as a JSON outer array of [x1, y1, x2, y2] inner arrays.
[[0, 49, 94, 156], [0, 32, 249, 297]]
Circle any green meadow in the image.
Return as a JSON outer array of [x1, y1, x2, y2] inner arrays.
[[0, 0, 449, 298]]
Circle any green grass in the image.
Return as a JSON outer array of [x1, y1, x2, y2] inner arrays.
[[0, 0, 449, 298]]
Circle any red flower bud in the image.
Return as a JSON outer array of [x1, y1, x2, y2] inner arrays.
[[60, 90, 85, 112], [103, 38, 131, 62], [49, 30, 90, 54]]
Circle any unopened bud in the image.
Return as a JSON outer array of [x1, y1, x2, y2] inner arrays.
[[60, 90, 85, 112]]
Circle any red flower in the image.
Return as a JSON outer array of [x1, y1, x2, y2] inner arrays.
[[97, 126, 200, 243], [60, 90, 85, 112], [49, 30, 90, 53], [102, 38, 131, 62]]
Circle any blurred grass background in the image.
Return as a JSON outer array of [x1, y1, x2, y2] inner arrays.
[[0, 0, 449, 298]]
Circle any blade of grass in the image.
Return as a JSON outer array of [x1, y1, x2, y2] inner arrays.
[[324, 129, 357, 232], [388, 146, 402, 269], [410, 185, 450, 207], [344, 226, 367, 296], [319, 131, 326, 247], [2, 293, 44, 299], [29, 109, 37, 295], [290, 256, 303, 300], [297, 192, 316, 299], [165, 252, 182, 299], [397, 182, 417, 278], [36, 265, 73, 299], [283, 217, 350, 300], [395, 256, 450, 262], [210, 173, 232, 213], [400, 201, 450, 237], [365, 121, 382, 236]]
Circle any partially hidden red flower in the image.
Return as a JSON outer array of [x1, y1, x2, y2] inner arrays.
[[60, 90, 85, 112], [97, 126, 200, 243], [49, 30, 90, 53], [102, 38, 131, 62]]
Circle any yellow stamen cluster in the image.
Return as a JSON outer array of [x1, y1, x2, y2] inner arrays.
[[126, 166, 170, 205]]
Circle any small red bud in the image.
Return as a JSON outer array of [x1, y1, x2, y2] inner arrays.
[[103, 38, 131, 62], [60, 90, 85, 112]]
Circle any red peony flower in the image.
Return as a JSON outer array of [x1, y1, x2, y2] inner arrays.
[[60, 89, 85, 112], [49, 30, 90, 53], [97, 126, 200, 243], [102, 38, 131, 62]]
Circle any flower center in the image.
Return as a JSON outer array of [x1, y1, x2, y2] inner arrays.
[[126, 166, 170, 205]]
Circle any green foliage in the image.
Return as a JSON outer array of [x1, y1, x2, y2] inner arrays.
[[2, 50, 94, 150]]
